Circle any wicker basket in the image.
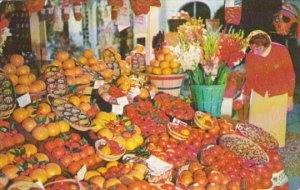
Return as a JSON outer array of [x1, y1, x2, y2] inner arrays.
[[47, 94, 92, 131], [95, 139, 125, 161], [148, 73, 185, 97], [0, 70, 16, 119], [194, 111, 214, 130], [167, 123, 189, 141], [44, 179, 86, 190]]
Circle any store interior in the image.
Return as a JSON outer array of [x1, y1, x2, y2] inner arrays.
[[0, 0, 300, 189]]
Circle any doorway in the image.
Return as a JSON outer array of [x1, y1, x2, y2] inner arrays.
[[179, 1, 210, 20]]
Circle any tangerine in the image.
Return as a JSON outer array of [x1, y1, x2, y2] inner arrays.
[[32, 126, 49, 141], [10, 54, 24, 67]]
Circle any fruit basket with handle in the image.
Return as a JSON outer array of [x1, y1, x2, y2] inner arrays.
[[47, 94, 92, 131], [95, 139, 126, 161], [0, 69, 16, 119]]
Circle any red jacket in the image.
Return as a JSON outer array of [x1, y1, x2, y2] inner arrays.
[[243, 42, 295, 97]]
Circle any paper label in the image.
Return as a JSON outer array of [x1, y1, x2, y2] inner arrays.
[[17, 93, 31, 107], [83, 86, 93, 95], [172, 118, 187, 126], [35, 181, 45, 190], [93, 80, 105, 89], [117, 96, 129, 106], [272, 170, 288, 187], [112, 104, 124, 115], [129, 86, 141, 98], [77, 165, 87, 181], [146, 155, 173, 176], [150, 90, 156, 99]]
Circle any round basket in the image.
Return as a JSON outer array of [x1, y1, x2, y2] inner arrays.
[[167, 123, 189, 141], [148, 73, 185, 97], [44, 179, 86, 190], [95, 139, 126, 161], [7, 181, 41, 190], [194, 111, 214, 130]]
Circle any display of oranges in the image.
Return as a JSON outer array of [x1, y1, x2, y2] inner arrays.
[[147, 47, 181, 75]]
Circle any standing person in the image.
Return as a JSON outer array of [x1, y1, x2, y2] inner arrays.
[[242, 30, 295, 147]]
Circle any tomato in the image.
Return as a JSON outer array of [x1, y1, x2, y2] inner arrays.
[[160, 183, 175, 190], [70, 133, 81, 142], [52, 146, 66, 160], [60, 154, 73, 167], [44, 141, 56, 152], [207, 171, 222, 184], [260, 178, 272, 189], [233, 100, 243, 110]]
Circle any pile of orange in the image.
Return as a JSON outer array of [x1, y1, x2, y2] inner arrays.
[[1, 144, 61, 182], [146, 47, 181, 75], [78, 49, 114, 81], [13, 102, 70, 141], [3, 54, 46, 95]]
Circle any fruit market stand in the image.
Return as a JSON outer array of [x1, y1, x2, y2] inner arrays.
[[0, 1, 290, 190]]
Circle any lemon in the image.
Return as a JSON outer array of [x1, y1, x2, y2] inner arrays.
[[106, 161, 119, 168], [97, 128, 113, 140], [170, 61, 180, 69], [152, 67, 162, 75], [181, 129, 190, 136], [91, 118, 106, 132], [162, 68, 172, 75], [150, 60, 160, 67], [69, 95, 81, 107], [96, 112, 110, 120], [146, 65, 153, 74], [108, 113, 117, 121], [159, 61, 170, 69], [132, 134, 144, 146], [100, 146, 111, 155], [0, 153, 9, 169], [125, 138, 138, 151], [97, 167, 107, 174], [84, 170, 100, 181], [58, 120, 70, 133], [22, 144, 38, 157]]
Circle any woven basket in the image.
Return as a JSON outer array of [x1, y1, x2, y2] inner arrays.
[[95, 139, 125, 161], [44, 179, 86, 190], [190, 84, 225, 117], [0, 70, 16, 119], [167, 123, 188, 141], [193, 111, 214, 130], [47, 94, 92, 131], [148, 73, 185, 97]]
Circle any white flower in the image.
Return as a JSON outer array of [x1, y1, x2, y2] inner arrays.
[[170, 44, 201, 72]]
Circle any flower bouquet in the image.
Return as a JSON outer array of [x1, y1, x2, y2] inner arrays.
[[171, 17, 247, 116]]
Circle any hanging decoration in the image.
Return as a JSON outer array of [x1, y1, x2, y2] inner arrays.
[[130, 0, 151, 16], [224, 0, 242, 25], [273, 3, 300, 39], [45, 0, 54, 21], [150, 0, 161, 7], [25, 0, 45, 13], [73, 0, 83, 21], [62, 0, 70, 21]]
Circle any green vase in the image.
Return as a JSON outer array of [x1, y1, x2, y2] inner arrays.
[[190, 84, 225, 117]]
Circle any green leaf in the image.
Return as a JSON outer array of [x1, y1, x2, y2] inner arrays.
[[68, 85, 80, 94], [82, 137, 87, 145], [72, 147, 81, 153], [40, 161, 49, 166], [125, 125, 134, 132], [0, 127, 8, 133], [33, 101, 39, 109], [20, 148, 26, 155], [16, 164, 25, 172], [10, 121, 15, 130]]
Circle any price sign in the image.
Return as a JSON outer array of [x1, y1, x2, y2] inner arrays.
[[112, 104, 124, 115], [117, 96, 129, 106], [76, 165, 87, 181], [17, 93, 31, 107], [93, 80, 104, 89]]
